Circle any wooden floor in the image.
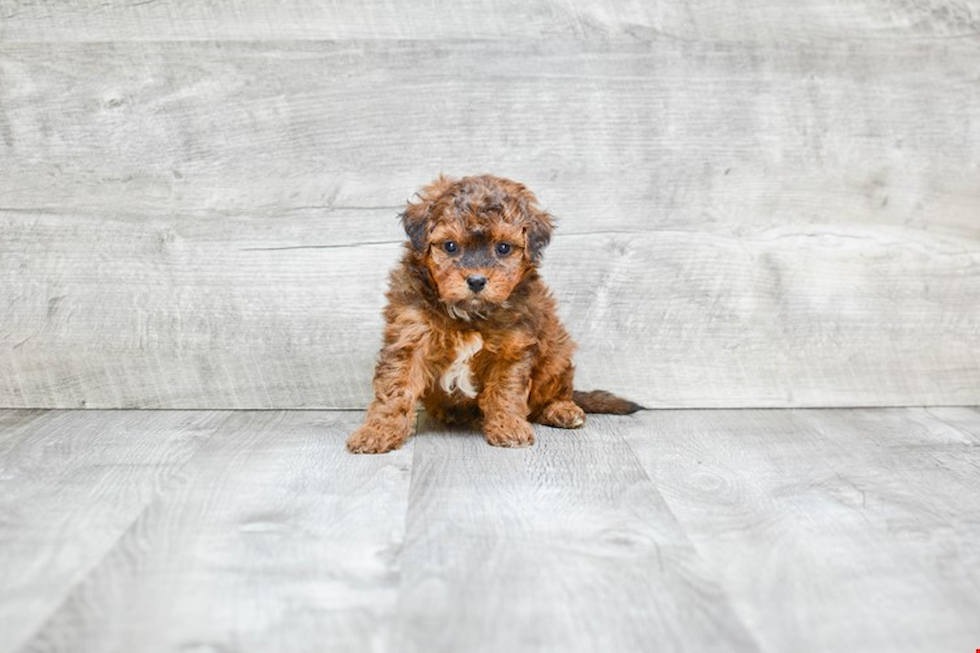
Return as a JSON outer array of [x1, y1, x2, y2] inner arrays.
[[1, 407, 978, 653]]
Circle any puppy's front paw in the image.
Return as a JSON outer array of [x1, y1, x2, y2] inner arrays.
[[347, 422, 406, 454], [483, 416, 535, 448]]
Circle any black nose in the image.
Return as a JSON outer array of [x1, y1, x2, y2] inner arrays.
[[466, 274, 488, 293]]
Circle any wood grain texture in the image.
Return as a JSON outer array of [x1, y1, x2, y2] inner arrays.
[[0, 409, 228, 653], [0, 408, 48, 446], [622, 408, 980, 653], [3, 408, 979, 651], [1, 38, 978, 408], [2, 217, 977, 409], [390, 415, 758, 653], [925, 406, 980, 442], [1, 0, 978, 42], [2, 40, 978, 224], [19, 411, 414, 653]]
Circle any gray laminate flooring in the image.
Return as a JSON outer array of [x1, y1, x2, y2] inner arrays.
[[1, 408, 978, 652]]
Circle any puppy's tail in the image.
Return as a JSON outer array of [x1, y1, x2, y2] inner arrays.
[[572, 390, 644, 415]]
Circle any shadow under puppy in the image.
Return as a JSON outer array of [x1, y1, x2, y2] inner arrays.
[[348, 174, 641, 454]]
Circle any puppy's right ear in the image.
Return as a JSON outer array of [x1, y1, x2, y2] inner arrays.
[[401, 175, 455, 253], [400, 202, 429, 252]]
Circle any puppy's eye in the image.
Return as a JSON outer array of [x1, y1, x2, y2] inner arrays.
[[443, 241, 459, 254], [495, 242, 512, 256]]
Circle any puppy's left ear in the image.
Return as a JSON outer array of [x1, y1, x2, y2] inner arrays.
[[507, 181, 554, 264], [524, 205, 554, 264]]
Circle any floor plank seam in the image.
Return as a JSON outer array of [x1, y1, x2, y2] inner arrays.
[[383, 410, 424, 653], [10, 410, 237, 653], [614, 417, 767, 653]]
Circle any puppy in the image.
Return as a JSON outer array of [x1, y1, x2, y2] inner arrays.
[[347, 174, 641, 454]]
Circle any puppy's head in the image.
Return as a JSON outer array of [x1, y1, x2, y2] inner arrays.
[[401, 174, 554, 315]]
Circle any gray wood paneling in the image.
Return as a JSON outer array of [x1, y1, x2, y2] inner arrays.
[[0, 408, 48, 445], [622, 408, 980, 653], [925, 406, 980, 442], [0, 409, 228, 653], [1, 33, 978, 409], [18, 411, 414, 653], [1, 1, 978, 42], [2, 40, 978, 224], [3, 216, 977, 408], [389, 415, 758, 653]]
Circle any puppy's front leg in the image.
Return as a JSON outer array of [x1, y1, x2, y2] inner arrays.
[[479, 345, 535, 448], [348, 331, 431, 454]]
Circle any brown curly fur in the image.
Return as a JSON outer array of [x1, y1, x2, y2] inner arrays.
[[347, 174, 642, 454]]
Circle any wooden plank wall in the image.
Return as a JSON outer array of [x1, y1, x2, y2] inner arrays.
[[1, 2, 978, 409]]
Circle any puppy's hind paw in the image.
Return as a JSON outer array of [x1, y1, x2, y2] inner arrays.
[[347, 423, 406, 454], [483, 416, 535, 448], [537, 400, 586, 429]]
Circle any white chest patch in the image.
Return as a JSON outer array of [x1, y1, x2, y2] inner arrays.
[[440, 332, 483, 398]]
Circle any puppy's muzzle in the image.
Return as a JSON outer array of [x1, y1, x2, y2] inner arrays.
[[466, 274, 488, 293]]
